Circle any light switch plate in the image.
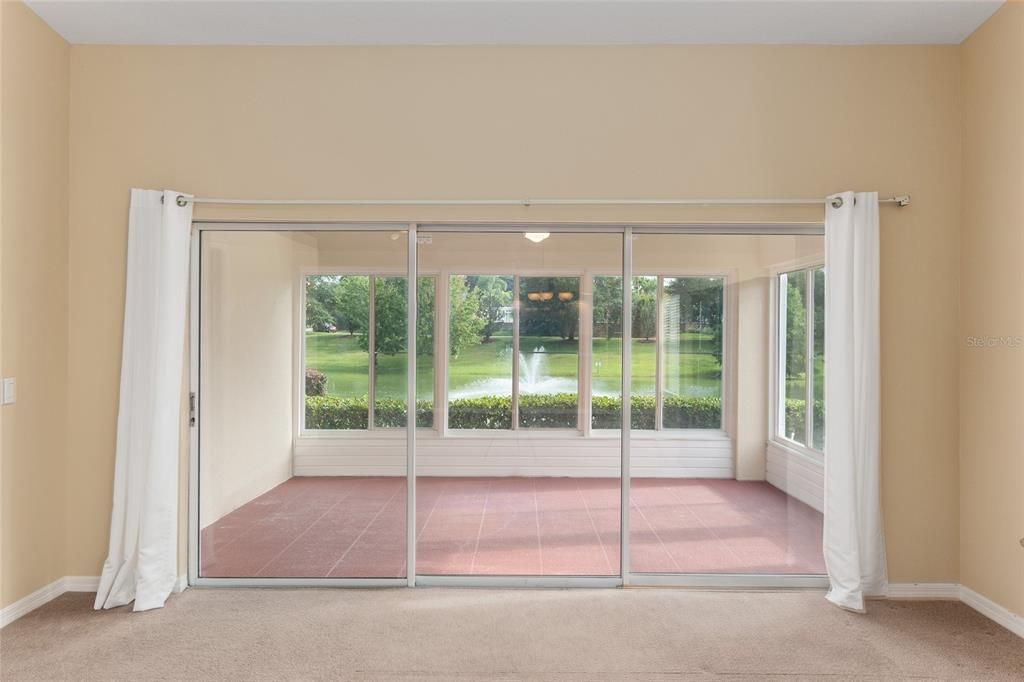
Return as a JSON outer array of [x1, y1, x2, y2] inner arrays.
[[2, 377, 15, 405]]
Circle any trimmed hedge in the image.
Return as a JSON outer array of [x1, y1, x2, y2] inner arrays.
[[306, 393, 723, 430], [305, 396, 434, 429], [591, 395, 721, 429], [782, 398, 825, 442], [448, 396, 512, 430]]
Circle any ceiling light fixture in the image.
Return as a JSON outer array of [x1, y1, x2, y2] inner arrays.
[[524, 232, 550, 243]]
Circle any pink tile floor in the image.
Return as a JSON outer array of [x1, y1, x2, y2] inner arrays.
[[200, 477, 825, 578]]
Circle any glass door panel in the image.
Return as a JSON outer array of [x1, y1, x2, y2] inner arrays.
[[630, 234, 826, 576], [416, 230, 622, 577], [198, 229, 408, 579]]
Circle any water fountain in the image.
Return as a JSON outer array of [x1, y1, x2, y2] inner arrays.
[[448, 344, 578, 399]]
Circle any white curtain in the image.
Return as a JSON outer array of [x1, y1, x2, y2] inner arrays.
[[823, 191, 887, 612], [95, 189, 193, 612]]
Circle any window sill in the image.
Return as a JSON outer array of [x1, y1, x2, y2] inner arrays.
[[769, 437, 824, 463]]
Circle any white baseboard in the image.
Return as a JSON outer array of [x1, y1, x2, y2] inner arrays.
[[887, 582, 1022, 639], [1, 575, 188, 629], [886, 582, 960, 599], [64, 575, 101, 592], [173, 574, 189, 594], [5, 576, 1018, 639], [960, 585, 1024, 638], [0, 578, 67, 628]]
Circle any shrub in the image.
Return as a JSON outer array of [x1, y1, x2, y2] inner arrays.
[[305, 395, 433, 429], [591, 395, 721, 429], [305, 369, 328, 396], [519, 393, 578, 428], [448, 395, 512, 430], [374, 398, 434, 428], [663, 396, 722, 429], [306, 394, 723, 431], [782, 398, 824, 442]]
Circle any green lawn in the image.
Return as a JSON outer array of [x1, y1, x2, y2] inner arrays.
[[305, 331, 722, 401], [785, 356, 826, 401]]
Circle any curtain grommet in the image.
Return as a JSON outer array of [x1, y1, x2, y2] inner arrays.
[[176, 195, 189, 207], [830, 197, 844, 209]]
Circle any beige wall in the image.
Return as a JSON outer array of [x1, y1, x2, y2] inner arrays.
[[0, 2, 70, 608], [199, 232, 301, 528], [65, 44, 962, 583], [959, 2, 1024, 617]]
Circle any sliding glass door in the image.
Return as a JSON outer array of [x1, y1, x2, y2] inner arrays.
[[197, 229, 409, 581], [191, 222, 827, 586], [628, 233, 826, 577], [415, 230, 623, 577]]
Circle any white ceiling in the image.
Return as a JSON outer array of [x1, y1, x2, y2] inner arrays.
[[27, 0, 1003, 46]]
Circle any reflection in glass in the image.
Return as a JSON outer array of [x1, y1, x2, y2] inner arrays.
[[813, 268, 825, 450], [783, 271, 808, 444], [518, 276, 580, 428], [662, 277, 724, 429]]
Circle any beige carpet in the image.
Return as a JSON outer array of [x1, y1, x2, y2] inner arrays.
[[2, 588, 1022, 680]]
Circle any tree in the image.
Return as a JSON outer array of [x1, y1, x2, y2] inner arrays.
[[593, 276, 623, 340], [449, 276, 485, 357], [306, 275, 362, 334], [474, 276, 513, 341], [785, 277, 807, 377], [369, 277, 408, 358], [336, 275, 370, 338], [305, 294, 334, 332], [519, 277, 580, 341], [632, 276, 657, 341], [664, 277, 724, 359], [417, 277, 436, 357]]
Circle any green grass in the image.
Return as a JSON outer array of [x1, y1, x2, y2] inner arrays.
[[305, 333, 434, 400], [305, 330, 722, 401], [591, 333, 721, 397], [785, 356, 825, 401]]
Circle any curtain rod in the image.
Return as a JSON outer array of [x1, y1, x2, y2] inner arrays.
[[172, 195, 911, 209]]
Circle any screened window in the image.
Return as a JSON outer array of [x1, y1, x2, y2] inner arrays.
[[777, 267, 825, 451]]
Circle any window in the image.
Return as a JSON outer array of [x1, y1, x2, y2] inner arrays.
[[306, 271, 726, 435], [518, 276, 580, 428], [447, 275, 514, 429], [303, 274, 434, 430], [777, 266, 825, 451], [591, 275, 725, 431], [662, 276, 724, 429], [447, 274, 581, 430]]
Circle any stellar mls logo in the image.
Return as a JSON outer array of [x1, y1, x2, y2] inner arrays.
[[965, 335, 1024, 349]]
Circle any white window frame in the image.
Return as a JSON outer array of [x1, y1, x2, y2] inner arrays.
[[770, 260, 825, 458], [298, 266, 438, 435], [589, 270, 732, 438], [444, 271, 586, 435]]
